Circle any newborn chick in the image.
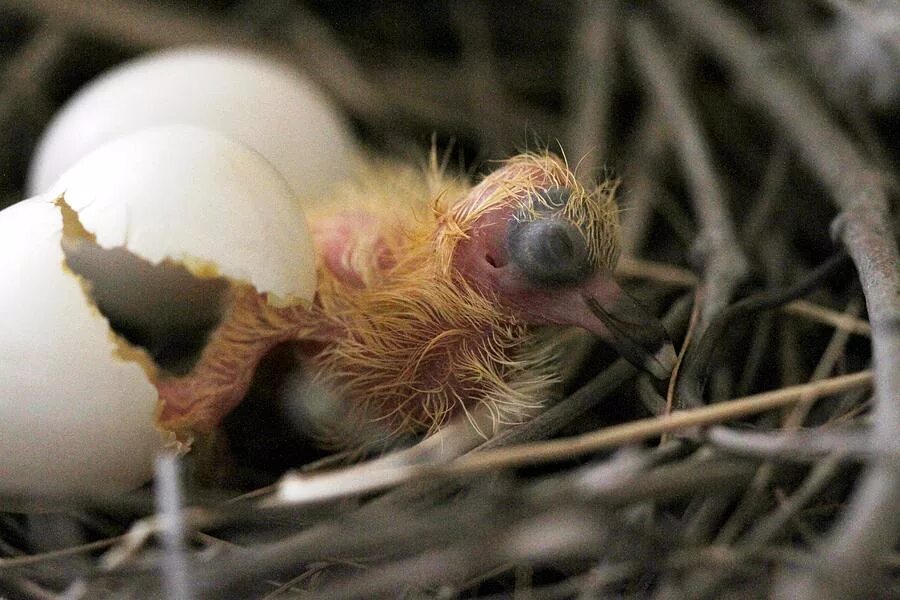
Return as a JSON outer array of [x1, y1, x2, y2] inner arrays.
[[157, 153, 676, 443]]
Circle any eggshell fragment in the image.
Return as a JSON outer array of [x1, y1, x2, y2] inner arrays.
[[28, 46, 357, 202], [48, 125, 317, 309], [0, 125, 317, 495], [0, 196, 163, 496]]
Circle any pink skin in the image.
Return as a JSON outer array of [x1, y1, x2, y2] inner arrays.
[[155, 289, 317, 434], [156, 171, 674, 436], [308, 211, 396, 289], [453, 205, 676, 378]]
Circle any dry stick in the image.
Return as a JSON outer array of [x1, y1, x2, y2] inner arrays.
[[275, 371, 871, 505], [676, 250, 852, 427], [736, 143, 792, 396], [684, 297, 864, 594], [153, 455, 193, 600], [782, 300, 872, 337], [448, 2, 516, 156], [624, 141, 699, 252], [0, 22, 66, 119], [713, 266, 866, 554], [785, 298, 864, 427], [0, 536, 124, 569], [616, 257, 872, 336], [685, 455, 847, 600], [627, 19, 749, 337], [0, 575, 59, 600], [565, 0, 620, 175], [479, 294, 693, 450], [222, 460, 735, 600], [706, 426, 877, 463], [662, 3, 900, 598], [0, 0, 383, 115], [0, 0, 556, 146], [619, 97, 683, 256], [664, 291, 702, 418], [741, 141, 791, 245]]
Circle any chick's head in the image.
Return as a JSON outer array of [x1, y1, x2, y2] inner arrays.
[[439, 152, 676, 379]]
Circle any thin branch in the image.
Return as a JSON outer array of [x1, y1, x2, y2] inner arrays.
[[154, 454, 193, 600], [273, 371, 871, 506], [617, 257, 872, 336], [0, 536, 123, 569], [661, 3, 900, 597], [479, 294, 692, 450], [684, 455, 846, 600], [619, 110, 669, 256], [565, 0, 620, 173], [0, 0, 557, 146], [781, 300, 872, 337], [627, 18, 748, 333], [675, 250, 851, 408], [705, 425, 879, 462]]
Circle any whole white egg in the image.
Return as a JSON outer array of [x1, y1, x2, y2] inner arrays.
[[27, 46, 357, 203], [0, 125, 316, 496]]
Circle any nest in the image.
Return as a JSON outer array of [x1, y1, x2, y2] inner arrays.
[[0, 1, 898, 598]]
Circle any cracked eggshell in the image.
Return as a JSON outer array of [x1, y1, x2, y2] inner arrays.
[[0, 125, 316, 495], [0, 195, 163, 496], [48, 125, 317, 309], [28, 46, 357, 202]]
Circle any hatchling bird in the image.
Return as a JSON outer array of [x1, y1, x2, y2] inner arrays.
[[156, 152, 676, 445]]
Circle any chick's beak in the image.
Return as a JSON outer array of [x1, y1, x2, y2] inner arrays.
[[581, 276, 677, 379], [529, 272, 676, 379]]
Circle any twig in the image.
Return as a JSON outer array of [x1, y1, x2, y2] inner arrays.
[[664, 290, 702, 418], [675, 250, 852, 408], [480, 294, 692, 449], [565, 0, 620, 173], [447, 371, 870, 475], [741, 140, 791, 244], [450, 1, 514, 155], [627, 18, 748, 333], [0, 536, 123, 569], [0, 0, 557, 147], [785, 298, 864, 428], [619, 110, 669, 256], [617, 256, 872, 336], [705, 425, 879, 462], [661, 3, 900, 596], [781, 300, 872, 337], [272, 371, 870, 505], [154, 454, 193, 600], [683, 455, 846, 600]]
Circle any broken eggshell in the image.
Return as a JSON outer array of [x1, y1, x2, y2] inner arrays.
[[0, 125, 316, 496]]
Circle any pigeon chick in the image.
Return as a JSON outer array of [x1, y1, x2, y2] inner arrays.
[[157, 152, 676, 444]]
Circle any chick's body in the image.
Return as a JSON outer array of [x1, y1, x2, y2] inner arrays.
[[157, 152, 670, 446], [304, 161, 559, 439]]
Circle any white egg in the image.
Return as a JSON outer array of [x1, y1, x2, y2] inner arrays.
[[0, 125, 316, 496], [27, 46, 357, 203]]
